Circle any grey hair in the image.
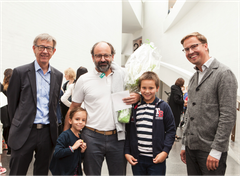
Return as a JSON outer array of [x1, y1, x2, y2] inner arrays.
[[33, 33, 57, 48]]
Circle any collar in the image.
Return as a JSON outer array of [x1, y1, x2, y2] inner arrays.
[[93, 68, 113, 77], [34, 60, 51, 73], [194, 56, 214, 72], [140, 96, 159, 105]]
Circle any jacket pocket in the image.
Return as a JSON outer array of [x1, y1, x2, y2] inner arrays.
[[12, 118, 20, 127]]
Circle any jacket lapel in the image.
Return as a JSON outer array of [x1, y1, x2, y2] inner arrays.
[[196, 59, 219, 89], [49, 66, 56, 105], [28, 62, 37, 105]]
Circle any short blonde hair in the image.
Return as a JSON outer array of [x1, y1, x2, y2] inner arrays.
[[181, 32, 209, 52], [64, 68, 76, 80]]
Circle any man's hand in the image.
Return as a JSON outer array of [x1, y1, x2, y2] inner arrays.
[[180, 150, 186, 164], [125, 154, 138, 166], [153, 151, 168, 164], [122, 93, 140, 105], [206, 155, 219, 171]]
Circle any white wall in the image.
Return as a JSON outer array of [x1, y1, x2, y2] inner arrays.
[[0, 1, 122, 83], [142, 0, 240, 163], [143, 1, 240, 95]]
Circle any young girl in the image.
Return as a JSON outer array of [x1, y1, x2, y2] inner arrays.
[[50, 107, 87, 175]]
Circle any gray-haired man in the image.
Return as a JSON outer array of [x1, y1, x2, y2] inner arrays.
[[8, 33, 63, 175]]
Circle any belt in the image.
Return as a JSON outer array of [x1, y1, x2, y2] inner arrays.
[[85, 126, 116, 135], [32, 124, 50, 129]]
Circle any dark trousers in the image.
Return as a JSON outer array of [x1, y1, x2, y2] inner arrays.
[[9, 126, 54, 175], [174, 114, 181, 130], [3, 126, 11, 153], [132, 155, 166, 175], [186, 146, 227, 175], [81, 127, 126, 175]]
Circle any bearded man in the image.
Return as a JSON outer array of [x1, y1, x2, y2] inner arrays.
[[63, 41, 140, 175]]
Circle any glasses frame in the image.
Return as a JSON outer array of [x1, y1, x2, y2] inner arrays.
[[94, 54, 112, 59], [35, 45, 54, 52], [182, 43, 203, 53]]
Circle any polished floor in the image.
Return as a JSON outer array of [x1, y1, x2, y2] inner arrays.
[[2, 127, 240, 175]]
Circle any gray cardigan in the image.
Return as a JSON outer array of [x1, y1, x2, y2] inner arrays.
[[182, 58, 238, 152]]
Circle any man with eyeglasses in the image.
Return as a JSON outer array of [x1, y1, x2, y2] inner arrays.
[[7, 33, 63, 175], [180, 32, 238, 175], [63, 41, 140, 175]]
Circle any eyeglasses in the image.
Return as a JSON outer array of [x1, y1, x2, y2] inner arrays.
[[182, 43, 203, 53], [35, 45, 54, 52], [94, 54, 112, 59]]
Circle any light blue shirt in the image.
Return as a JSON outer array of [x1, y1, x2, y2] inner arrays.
[[34, 60, 51, 124]]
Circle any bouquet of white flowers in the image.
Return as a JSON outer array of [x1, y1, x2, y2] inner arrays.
[[118, 42, 161, 123]]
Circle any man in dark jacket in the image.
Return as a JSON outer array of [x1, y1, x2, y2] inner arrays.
[[7, 33, 63, 175]]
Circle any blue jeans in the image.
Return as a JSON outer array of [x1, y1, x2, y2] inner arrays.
[[132, 155, 166, 175]]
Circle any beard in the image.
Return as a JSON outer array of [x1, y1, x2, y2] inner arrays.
[[94, 60, 112, 73]]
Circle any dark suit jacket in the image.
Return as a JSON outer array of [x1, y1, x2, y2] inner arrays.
[[168, 85, 184, 119], [7, 61, 63, 150]]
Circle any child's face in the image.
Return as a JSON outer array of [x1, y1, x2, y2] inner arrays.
[[140, 80, 159, 104], [69, 111, 87, 131]]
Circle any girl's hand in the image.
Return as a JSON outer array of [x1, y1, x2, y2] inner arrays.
[[72, 139, 83, 150], [153, 151, 168, 164], [80, 142, 87, 153], [125, 154, 138, 166]]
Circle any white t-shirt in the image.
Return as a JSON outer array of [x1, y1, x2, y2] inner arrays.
[[61, 83, 75, 107], [72, 69, 115, 131]]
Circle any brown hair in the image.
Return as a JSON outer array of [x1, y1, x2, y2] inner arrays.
[[74, 66, 88, 84], [138, 71, 160, 89], [181, 32, 209, 52], [69, 107, 87, 120], [3, 68, 13, 91], [90, 41, 116, 56], [175, 78, 185, 87]]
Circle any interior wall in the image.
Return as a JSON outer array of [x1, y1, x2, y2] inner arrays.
[[1, 2, 122, 83], [143, 1, 239, 96], [142, 0, 240, 163]]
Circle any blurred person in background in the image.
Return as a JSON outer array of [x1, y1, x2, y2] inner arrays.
[[168, 78, 184, 141], [60, 68, 76, 127], [0, 68, 12, 174], [1, 68, 13, 156], [61, 66, 88, 109]]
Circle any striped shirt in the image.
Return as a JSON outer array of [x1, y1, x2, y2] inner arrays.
[[136, 102, 155, 157]]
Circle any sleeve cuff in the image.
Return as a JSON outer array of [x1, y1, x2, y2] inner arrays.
[[209, 149, 222, 160], [181, 145, 185, 150]]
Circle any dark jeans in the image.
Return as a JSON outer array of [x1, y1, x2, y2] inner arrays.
[[132, 155, 166, 175], [186, 146, 227, 175], [81, 127, 126, 175]]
